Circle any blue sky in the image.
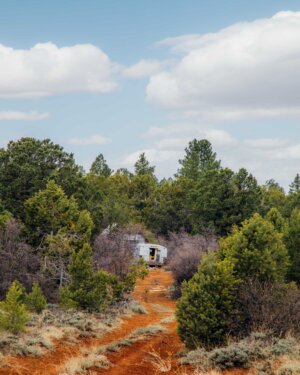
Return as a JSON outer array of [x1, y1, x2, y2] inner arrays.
[[1, 0, 300, 188]]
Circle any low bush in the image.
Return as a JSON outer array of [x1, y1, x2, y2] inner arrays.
[[181, 333, 299, 371]]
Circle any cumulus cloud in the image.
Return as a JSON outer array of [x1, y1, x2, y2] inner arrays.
[[0, 111, 49, 120], [68, 134, 112, 146], [123, 59, 173, 79], [147, 11, 300, 121], [0, 42, 117, 98]]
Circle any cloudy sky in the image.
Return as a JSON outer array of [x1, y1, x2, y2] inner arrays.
[[1, 0, 300, 189]]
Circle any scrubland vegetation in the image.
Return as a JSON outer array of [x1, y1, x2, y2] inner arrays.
[[0, 136, 300, 374]]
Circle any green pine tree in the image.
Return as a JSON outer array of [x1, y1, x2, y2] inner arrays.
[[285, 209, 300, 283], [60, 244, 123, 311], [26, 283, 47, 313], [290, 173, 300, 193], [0, 281, 31, 334], [134, 153, 155, 176], [90, 153, 112, 177], [177, 139, 220, 181], [220, 213, 289, 282]]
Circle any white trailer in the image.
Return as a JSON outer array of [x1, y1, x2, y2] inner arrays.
[[135, 243, 168, 266]]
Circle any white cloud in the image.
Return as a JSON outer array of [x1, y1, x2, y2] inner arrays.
[[0, 42, 117, 98], [245, 138, 289, 149], [123, 59, 173, 79], [0, 111, 49, 121], [147, 11, 300, 121], [68, 134, 112, 146], [121, 123, 300, 189], [143, 124, 236, 147]]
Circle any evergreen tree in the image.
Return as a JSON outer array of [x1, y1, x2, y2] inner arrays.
[[190, 167, 237, 235], [265, 207, 287, 233], [0, 281, 31, 334], [290, 173, 300, 193], [134, 153, 155, 176], [145, 177, 193, 234], [60, 244, 122, 311], [90, 154, 112, 177], [177, 139, 220, 180], [0, 137, 82, 218], [25, 180, 79, 244], [285, 209, 300, 283], [232, 168, 261, 221], [26, 283, 47, 313], [176, 257, 238, 348], [220, 213, 289, 282]]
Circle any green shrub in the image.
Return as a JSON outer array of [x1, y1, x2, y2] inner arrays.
[[176, 256, 238, 348], [26, 283, 47, 313], [124, 258, 148, 292], [209, 343, 263, 369], [0, 281, 31, 334], [60, 244, 124, 311]]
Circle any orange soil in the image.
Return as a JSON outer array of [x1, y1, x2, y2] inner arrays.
[[0, 270, 253, 375], [0, 269, 185, 375]]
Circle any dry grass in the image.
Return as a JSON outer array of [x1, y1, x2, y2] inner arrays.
[[0, 299, 134, 360], [160, 315, 176, 324], [146, 349, 172, 372], [152, 304, 173, 313], [58, 352, 111, 375]]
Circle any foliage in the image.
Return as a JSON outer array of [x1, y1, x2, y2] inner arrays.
[[25, 180, 79, 244], [60, 244, 123, 311], [144, 178, 193, 234], [134, 153, 155, 176], [90, 153, 112, 177], [265, 207, 287, 232], [219, 213, 289, 282], [0, 281, 31, 334], [290, 173, 300, 193], [177, 139, 220, 180], [26, 283, 47, 313], [124, 258, 148, 292], [285, 209, 300, 282], [0, 137, 82, 218], [176, 257, 238, 348]]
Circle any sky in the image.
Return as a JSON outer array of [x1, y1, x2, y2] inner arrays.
[[1, 0, 300, 189]]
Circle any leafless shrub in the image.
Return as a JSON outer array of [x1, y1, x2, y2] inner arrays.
[[161, 232, 218, 297], [234, 279, 300, 337], [93, 224, 148, 280], [0, 219, 41, 298]]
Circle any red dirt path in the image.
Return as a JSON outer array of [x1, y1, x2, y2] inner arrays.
[[0, 269, 185, 375], [0, 270, 253, 375]]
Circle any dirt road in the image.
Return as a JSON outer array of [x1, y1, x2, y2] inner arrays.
[[1, 269, 185, 375]]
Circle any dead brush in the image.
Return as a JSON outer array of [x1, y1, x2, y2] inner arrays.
[[145, 349, 172, 373]]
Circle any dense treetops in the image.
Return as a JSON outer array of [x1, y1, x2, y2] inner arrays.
[[0, 136, 299, 239]]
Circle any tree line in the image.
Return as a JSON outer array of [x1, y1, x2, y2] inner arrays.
[[0, 136, 300, 339]]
